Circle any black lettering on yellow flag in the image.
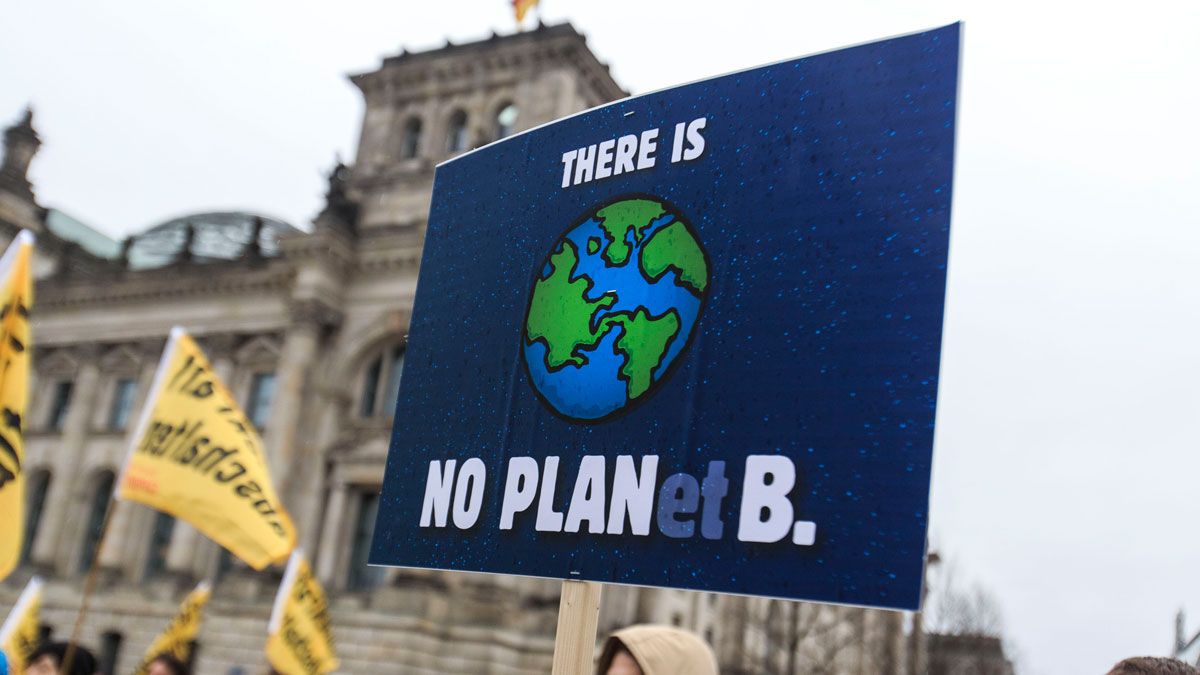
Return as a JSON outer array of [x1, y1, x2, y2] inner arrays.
[[0, 231, 35, 582], [133, 582, 210, 675], [0, 576, 43, 675], [265, 551, 338, 675], [117, 327, 296, 570]]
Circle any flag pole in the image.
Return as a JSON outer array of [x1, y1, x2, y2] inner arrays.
[[61, 328, 180, 675], [58, 494, 116, 675], [550, 580, 602, 675]]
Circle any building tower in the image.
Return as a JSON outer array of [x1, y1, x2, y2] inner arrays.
[[0, 107, 45, 236]]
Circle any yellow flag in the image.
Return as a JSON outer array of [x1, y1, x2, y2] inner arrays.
[[0, 231, 35, 582], [265, 551, 338, 675], [513, 0, 538, 23], [0, 576, 43, 675], [133, 582, 210, 675], [117, 327, 296, 570]]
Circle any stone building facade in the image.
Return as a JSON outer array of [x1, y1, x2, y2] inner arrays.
[[0, 23, 905, 675], [1174, 610, 1200, 666], [926, 635, 1014, 675]]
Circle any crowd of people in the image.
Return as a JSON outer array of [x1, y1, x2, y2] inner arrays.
[[1, 626, 1197, 675], [1, 644, 187, 675]]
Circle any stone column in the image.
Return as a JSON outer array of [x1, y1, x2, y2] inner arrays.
[[315, 480, 348, 586], [94, 500, 134, 572], [547, 69, 582, 122], [163, 512, 200, 578], [908, 551, 940, 675], [273, 229, 348, 575], [267, 302, 331, 484], [635, 586, 664, 623], [32, 347, 102, 574], [164, 335, 238, 578], [293, 386, 348, 553], [98, 341, 163, 572], [883, 609, 905, 675]]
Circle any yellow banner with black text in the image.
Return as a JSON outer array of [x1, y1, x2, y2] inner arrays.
[[0, 231, 34, 583], [117, 328, 296, 570], [133, 582, 210, 675], [0, 576, 42, 675], [265, 551, 338, 675]]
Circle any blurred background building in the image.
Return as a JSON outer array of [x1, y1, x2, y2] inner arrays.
[[1175, 611, 1200, 667], [0, 22, 1006, 675]]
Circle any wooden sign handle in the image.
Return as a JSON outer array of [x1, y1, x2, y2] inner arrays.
[[551, 580, 604, 675]]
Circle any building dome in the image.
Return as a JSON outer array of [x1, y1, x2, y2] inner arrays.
[[126, 211, 298, 269]]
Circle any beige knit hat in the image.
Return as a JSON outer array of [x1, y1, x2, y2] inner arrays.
[[595, 624, 718, 675]]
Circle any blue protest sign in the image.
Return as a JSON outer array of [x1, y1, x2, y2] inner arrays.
[[370, 24, 960, 611]]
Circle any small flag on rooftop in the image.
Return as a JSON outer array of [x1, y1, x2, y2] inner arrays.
[[514, 0, 539, 24]]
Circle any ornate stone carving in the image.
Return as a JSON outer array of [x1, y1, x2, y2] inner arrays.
[[98, 343, 143, 372], [242, 216, 266, 262], [36, 262, 293, 310], [70, 342, 105, 363], [135, 337, 169, 360], [313, 160, 360, 237], [199, 333, 242, 361], [0, 106, 41, 199], [289, 298, 344, 329]]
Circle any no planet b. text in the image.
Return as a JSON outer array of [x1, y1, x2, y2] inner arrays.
[[418, 454, 817, 546]]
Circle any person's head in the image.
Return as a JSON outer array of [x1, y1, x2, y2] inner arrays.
[[147, 654, 189, 675], [595, 625, 718, 675], [602, 645, 643, 675], [1107, 657, 1200, 675], [25, 642, 97, 675]]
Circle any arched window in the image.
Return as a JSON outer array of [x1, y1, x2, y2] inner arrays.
[[359, 342, 405, 418], [346, 489, 385, 591], [107, 378, 137, 431], [143, 511, 175, 578], [78, 470, 115, 573], [401, 117, 423, 159], [21, 468, 51, 563], [245, 371, 277, 430], [47, 379, 73, 431], [495, 103, 518, 139], [215, 548, 235, 581], [445, 109, 469, 153]]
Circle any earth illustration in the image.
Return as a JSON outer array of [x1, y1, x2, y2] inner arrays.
[[522, 196, 710, 422]]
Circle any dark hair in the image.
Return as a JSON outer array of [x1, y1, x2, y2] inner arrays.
[[594, 638, 637, 675], [28, 642, 98, 675], [1108, 658, 1200, 675], [149, 654, 190, 675]]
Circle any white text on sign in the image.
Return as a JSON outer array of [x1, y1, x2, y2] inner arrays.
[[418, 454, 816, 546], [560, 117, 708, 189]]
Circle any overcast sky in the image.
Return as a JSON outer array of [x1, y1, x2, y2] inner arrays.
[[3, 1, 1199, 672]]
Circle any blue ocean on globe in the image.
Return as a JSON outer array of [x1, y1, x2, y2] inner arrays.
[[523, 198, 708, 422]]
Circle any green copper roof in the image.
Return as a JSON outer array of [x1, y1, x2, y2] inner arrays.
[[45, 208, 121, 259]]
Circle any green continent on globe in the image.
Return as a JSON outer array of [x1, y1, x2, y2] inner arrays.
[[639, 219, 709, 296], [595, 199, 667, 265], [525, 196, 709, 412], [597, 308, 681, 399], [525, 239, 614, 369]]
